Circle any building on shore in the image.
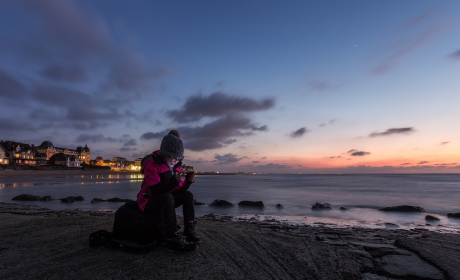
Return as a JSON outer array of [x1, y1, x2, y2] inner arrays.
[[111, 157, 129, 168], [0, 140, 37, 165], [37, 141, 90, 164], [0, 142, 10, 165], [49, 153, 81, 168]]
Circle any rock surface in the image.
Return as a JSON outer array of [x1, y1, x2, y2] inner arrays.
[[425, 215, 440, 221], [447, 212, 460, 218], [12, 194, 41, 201], [1, 202, 459, 280], [379, 205, 425, 212], [193, 199, 205, 205], [40, 196, 54, 201], [208, 199, 234, 206], [238, 200, 264, 208], [312, 202, 332, 209], [106, 197, 133, 202]]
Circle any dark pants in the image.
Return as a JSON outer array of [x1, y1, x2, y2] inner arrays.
[[144, 191, 195, 235]]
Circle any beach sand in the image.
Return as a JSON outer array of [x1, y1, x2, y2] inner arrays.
[[1, 202, 459, 280]]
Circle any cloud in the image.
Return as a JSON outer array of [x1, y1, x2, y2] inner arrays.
[[347, 149, 370, 156], [370, 8, 450, 75], [186, 158, 207, 164], [140, 132, 164, 140], [319, 119, 336, 128], [252, 161, 260, 163], [75, 134, 132, 144], [166, 92, 275, 123], [418, 161, 429, 164], [213, 153, 244, 164], [40, 64, 87, 82], [369, 127, 414, 137], [123, 139, 137, 147], [120, 147, 137, 152], [308, 80, 340, 92], [25, 0, 112, 59], [140, 115, 268, 151], [0, 117, 38, 132], [132, 152, 150, 159], [449, 49, 460, 61], [400, 163, 411, 165], [350, 151, 370, 156], [0, 69, 29, 102], [440, 141, 450, 145], [0, 0, 168, 134], [290, 127, 309, 138], [76, 134, 117, 143]]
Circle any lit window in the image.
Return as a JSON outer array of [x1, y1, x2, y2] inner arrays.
[[15, 154, 19, 158]]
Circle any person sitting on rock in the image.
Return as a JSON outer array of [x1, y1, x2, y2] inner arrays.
[[137, 130, 200, 253]]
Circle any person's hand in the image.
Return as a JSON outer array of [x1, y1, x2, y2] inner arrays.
[[175, 171, 186, 183], [186, 172, 195, 184]]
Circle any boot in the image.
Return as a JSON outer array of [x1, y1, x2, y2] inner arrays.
[[183, 221, 201, 243], [166, 226, 198, 253]]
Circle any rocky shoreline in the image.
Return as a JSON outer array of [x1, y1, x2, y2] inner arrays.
[[1, 202, 459, 280]]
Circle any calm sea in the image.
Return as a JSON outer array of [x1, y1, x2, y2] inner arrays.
[[1, 173, 460, 231]]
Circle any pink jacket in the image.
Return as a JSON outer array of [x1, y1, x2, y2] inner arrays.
[[137, 151, 187, 212]]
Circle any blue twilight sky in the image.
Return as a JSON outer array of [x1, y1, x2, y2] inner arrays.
[[0, 0, 459, 173]]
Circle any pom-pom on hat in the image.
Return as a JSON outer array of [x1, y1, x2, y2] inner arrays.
[[158, 130, 184, 159]]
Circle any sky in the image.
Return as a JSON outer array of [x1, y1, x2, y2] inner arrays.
[[0, 0, 459, 173]]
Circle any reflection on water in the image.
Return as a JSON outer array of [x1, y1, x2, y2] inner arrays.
[[0, 182, 57, 189]]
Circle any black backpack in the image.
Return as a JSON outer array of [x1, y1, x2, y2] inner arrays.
[[113, 200, 165, 244], [89, 201, 165, 253]]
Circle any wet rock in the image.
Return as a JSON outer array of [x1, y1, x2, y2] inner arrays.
[[348, 242, 397, 250], [209, 199, 234, 206], [384, 223, 399, 228], [379, 205, 425, 212], [378, 253, 443, 280], [12, 194, 41, 201], [60, 196, 75, 203], [360, 258, 375, 271], [447, 212, 460, 218], [91, 198, 104, 203], [106, 197, 132, 202], [347, 247, 373, 260], [275, 203, 283, 209], [366, 248, 412, 258], [74, 196, 84, 201], [425, 215, 440, 221], [311, 202, 332, 210], [194, 199, 205, 205], [40, 196, 54, 201], [340, 207, 349, 210], [238, 200, 264, 208]]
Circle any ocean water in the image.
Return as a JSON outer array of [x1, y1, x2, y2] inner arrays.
[[1, 173, 460, 231]]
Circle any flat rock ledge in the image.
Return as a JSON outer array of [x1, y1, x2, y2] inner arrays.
[[201, 213, 459, 280], [1, 202, 459, 280]]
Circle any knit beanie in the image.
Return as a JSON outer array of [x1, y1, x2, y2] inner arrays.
[[158, 130, 184, 159]]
